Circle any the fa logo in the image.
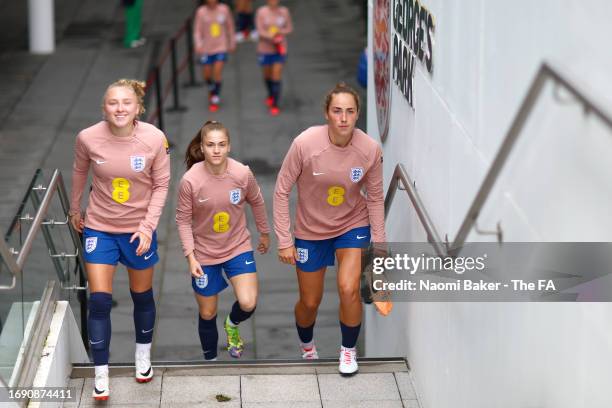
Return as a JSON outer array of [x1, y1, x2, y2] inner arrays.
[[350, 167, 364, 183], [85, 237, 97, 253], [195, 273, 208, 289], [130, 155, 146, 172], [229, 189, 241, 205], [297, 248, 308, 263]]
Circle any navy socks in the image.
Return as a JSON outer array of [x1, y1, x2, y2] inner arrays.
[[131, 288, 156, 344], [296, 321, 315, 344], [270, 80, 281, 106], [89, 289, 156, 365], [228, 301, 255, 325], [265, 79, 273, 97], [198, 315, 218, 360], [340, 321, 361, 349], [88, 292, 113, 365]]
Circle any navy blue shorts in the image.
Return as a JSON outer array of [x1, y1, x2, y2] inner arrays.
[[192, 251, 257, 297], [199, 52, 228, 65], [294, 226, 371, 272], [258, 53, 287, 66], [82, 227, 158, 270]]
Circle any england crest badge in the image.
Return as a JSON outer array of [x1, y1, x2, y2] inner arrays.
[[350, 167, 364, 183], [85, 237, 97, 253], [195, 273, 208, 289], [229, 189, 241, 205], [297, 248, 308, 263], [130, 155, 146, 172]]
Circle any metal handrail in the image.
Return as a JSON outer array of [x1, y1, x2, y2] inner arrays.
[[0, 170, 88, 397], [0, 237, 20, 290], [4, 169, 42, 241], [10, 281, 58, 393], [383, 61, 612, 256], [384, 164, 446, 256], [450, 61, 612, 251], [0, 169, 87, 290], [15, 171, 61, 268]]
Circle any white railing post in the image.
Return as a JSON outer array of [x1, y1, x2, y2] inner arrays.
[[28, 0, 55, 54]]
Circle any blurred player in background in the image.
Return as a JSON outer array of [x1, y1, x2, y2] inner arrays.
[[194, 0, 236, 112], [255, 0, 293, 116]]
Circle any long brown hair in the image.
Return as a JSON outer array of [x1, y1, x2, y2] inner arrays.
[[184, 120, 231, 169]]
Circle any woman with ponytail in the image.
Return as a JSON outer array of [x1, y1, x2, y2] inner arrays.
[[176, 121, 270, 360], [69, 79, 171, 400]]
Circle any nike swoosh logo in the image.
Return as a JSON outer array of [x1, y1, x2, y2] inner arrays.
[[313, 172, 325, 176], [356, 235, 367, 239], [144, 253, 154, 260], [245, 260, 255, 265], [95, 160, 106, 164], [198, 198, 210, 202], [90, 339, 104, 345], [94, 387, 106, 395], [141, 328, 153, 334]]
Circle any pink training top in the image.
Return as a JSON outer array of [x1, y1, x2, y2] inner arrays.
[[255, 5, 293, 54], [176, 158, 270, 265], [70, 121, 171, 239], [274, 125, 386, 249], [193, 4, 236, 56]]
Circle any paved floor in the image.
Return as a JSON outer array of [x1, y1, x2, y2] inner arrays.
[[66, 362, 419, 408], [0, 0, 370, 363]]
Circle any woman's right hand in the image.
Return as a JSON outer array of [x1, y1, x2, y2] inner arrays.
[[188, 254, 204, 278], [69, 212, 84, 233], [278, 246, 298, 265]]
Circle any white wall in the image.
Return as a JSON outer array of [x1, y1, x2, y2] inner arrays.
[[367, 1, 612, 407], [30, 302, 88, 408]]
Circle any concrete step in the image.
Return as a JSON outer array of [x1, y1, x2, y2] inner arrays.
[[71, 357, 409, 378], [68, 359, 419, 408]]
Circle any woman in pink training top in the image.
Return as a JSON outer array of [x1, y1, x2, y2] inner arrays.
[[193, 0, 236, 112], [274, 83, 386, 376], [69, 79, 171, 400], [255, 0, 293, 116], [176, 121, 270, 360]]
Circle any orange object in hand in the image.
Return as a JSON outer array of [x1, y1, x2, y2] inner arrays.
[[273, 34, 286, 55], [374, 300, 393, 316]]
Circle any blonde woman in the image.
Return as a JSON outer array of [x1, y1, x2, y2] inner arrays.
[[70, 79, 171, 400]]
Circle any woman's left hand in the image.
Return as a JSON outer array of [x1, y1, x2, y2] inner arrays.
[[130, 231, 152, 256], [257, 233, 270, 254]]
